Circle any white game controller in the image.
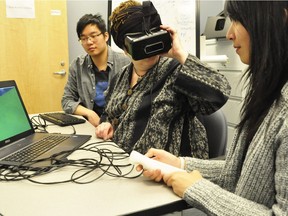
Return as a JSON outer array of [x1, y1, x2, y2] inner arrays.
[[129, 150, 185, 174]]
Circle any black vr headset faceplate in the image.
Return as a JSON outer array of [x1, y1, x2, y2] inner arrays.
[[124, 30, 172, 61]]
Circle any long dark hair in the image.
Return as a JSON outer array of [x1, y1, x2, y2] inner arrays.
[[225, 1, 288, 145]]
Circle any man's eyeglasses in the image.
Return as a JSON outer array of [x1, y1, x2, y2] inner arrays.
[[79, 32, 103, 44]]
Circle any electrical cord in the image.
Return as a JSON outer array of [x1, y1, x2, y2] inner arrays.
[[30, 115, 76, 134], [0, 141, 142, 184], [30, 115, 49, 133]]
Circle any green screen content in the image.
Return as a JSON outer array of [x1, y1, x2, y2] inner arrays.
[[0, 87, 31, 142]]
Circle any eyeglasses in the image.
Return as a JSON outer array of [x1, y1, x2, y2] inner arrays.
[[79, 32, 103, 44]]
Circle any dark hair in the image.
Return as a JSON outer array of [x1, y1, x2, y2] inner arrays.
[[76, 14, 107, 39], [225, 1, 288, 146]]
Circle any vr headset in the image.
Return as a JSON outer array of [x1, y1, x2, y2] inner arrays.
[[124, 30, 172, 61], [123, 1, 172, 61]]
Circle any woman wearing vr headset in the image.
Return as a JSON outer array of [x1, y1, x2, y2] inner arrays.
[[96, 0, 231, 158]]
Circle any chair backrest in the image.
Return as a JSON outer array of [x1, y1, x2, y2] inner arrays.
[[197, 109, 227, 158]]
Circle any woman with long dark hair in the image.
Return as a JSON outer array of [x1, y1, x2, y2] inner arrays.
[[138, 1, 288, 215]]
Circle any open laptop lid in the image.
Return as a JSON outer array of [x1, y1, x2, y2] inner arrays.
[[0, 80, 35, 148]]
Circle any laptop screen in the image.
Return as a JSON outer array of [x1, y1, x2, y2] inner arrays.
[[0, 80, 34, 147]]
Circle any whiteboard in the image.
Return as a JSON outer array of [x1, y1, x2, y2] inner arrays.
[[109, 0, 198, 56]]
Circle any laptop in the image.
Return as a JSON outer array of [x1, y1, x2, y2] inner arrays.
[[0, 80, 91, 169]]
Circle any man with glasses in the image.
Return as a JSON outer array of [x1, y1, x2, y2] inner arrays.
[[62, 14, 130, 127]]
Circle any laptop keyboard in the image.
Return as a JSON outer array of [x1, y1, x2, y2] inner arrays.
[[4, 135, 69, 163], [39, 112, 86, 126]]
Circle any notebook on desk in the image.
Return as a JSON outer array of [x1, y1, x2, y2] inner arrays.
[[0, 80, 91, 169]]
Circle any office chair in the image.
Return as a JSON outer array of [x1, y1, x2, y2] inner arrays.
[[197, 109, 227, 159]]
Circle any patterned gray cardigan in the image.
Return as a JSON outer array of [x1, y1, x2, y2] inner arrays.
[[182, 83, 288, 215], [101, 54, 231, 158]]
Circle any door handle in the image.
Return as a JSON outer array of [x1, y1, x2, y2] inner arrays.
[[53, 69, 66, 76]]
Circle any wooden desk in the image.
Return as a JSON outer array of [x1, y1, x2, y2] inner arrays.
[[0, 115, 187, 216]]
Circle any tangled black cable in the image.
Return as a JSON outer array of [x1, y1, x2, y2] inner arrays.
[[0, 141, 142, 184], [30, 115, 48, 133], [30, 115, 76, 134]]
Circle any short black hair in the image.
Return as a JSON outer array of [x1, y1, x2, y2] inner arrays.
[[76, 14, 107, 39]]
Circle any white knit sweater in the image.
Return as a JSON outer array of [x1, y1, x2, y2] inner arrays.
[[182, 83, 288, 215]]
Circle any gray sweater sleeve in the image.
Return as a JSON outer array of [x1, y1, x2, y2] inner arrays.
[[183, 157, 224, 183], [181, 118, 288, 216], [184, 179, 272, 216]]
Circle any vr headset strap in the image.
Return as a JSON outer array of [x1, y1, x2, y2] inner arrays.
[[142, 1, 152, 34]]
